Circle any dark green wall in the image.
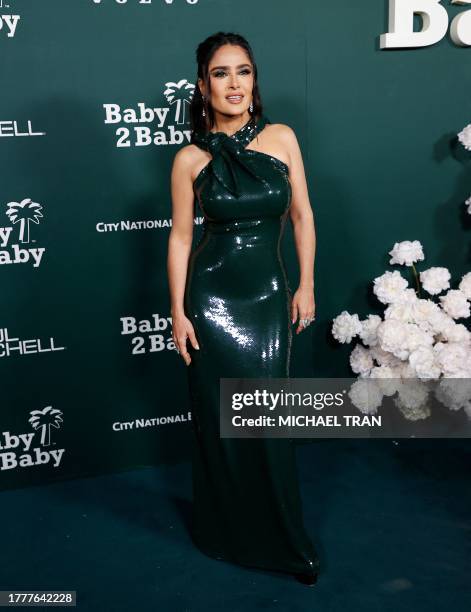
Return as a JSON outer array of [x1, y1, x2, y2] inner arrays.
[[1, 0, 469, 490]]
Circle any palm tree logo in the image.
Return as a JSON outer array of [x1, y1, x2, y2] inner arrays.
[[6, 198, 43, 244], [164, 79, 195, 125], [29, 406, 63, 447]]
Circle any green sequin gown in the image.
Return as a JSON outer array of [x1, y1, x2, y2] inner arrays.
[[183, 114, 319, 577]]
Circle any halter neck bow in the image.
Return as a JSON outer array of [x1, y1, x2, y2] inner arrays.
[[190, 114, 271, 197]]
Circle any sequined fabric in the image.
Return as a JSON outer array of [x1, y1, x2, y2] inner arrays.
[[183, 114, 320, 577], [190, 115, 271, 197]]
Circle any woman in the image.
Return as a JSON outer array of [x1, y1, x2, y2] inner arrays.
[[167, 31, 319, 585]]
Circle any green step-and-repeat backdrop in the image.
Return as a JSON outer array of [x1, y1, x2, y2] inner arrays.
[[1, 0, 469, 490]]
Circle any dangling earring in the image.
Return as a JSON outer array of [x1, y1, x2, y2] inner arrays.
[[249, 101, 253, 113], [202, 96, 206, 118]]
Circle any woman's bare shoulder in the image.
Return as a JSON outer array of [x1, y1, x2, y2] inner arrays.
[[265, 122, 298, 142], [173, 143, 202, 166], [172, 143, 209, 181]]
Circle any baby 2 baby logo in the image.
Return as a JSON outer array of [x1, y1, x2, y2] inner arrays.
[[120, 312, 174, 355], [103, 79, 195, 148], [0, 406, 65, 472], [0, 198, 45, 268], [0, 0, 20, 39]]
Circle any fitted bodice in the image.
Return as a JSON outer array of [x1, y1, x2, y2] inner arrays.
[[191, 114, 292, 224]]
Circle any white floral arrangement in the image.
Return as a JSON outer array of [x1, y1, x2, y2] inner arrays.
[[331, 240, 471, 419]]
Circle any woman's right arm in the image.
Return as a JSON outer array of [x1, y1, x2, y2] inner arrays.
[[167, 146, 200, 366]]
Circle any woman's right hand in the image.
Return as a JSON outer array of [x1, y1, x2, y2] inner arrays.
[[172, 312, 200, 366]]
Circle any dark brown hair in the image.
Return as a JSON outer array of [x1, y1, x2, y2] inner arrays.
[[189, 31, 264, 134]]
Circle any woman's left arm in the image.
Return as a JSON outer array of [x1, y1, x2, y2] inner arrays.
[[279, 125, 317, 334]]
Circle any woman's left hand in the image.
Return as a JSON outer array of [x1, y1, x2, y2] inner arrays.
[[291, 286, 316, 334]]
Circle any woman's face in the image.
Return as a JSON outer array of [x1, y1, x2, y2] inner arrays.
[[199, 44, 254, 119]]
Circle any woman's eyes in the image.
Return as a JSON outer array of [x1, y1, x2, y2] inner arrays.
[[213, 69, 252, 78]]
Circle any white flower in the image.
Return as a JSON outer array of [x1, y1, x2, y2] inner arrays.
[[389, 240, 424, 267], [405, 333, 434, 377], [431, 310, 456, 337], [400, 361, 418, 378], [373, 270, 409, 305], [394, 380, 430, 417], [411, 299, 442, 334], [348, 378, 383, 414], [420, 267, 451, 296], [439, 320, 471, 344], [395, 394, 431, 421], [458, 272, 471, 300], [457, 123, 471, 151], [332, 310, 362, 343], [435, 378, 471, 412], [406, 324, 434, 353], [439, 289, 470, 319], [359, 314, 382, 347], [402, 288, 420, 303], [376, 319, 410, 360], [368, 366, 401, 396], [349, 344, 374, 375], [434, 342, 471, 377], [370, 345, 403, 368], [408, 346, 441, 380], [384, 300, 416, 324], [466, 196, 471, 215]]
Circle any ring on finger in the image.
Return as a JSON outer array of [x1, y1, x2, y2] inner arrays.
[[300, 316, 316, 328]]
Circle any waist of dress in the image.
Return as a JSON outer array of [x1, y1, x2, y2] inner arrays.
[[204, 217, 283, 234]]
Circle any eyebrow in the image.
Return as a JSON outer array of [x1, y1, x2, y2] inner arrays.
[[209, 64, 252, 71]]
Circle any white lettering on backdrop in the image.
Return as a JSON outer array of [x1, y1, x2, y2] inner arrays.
[[381, 0, 471, 48]]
